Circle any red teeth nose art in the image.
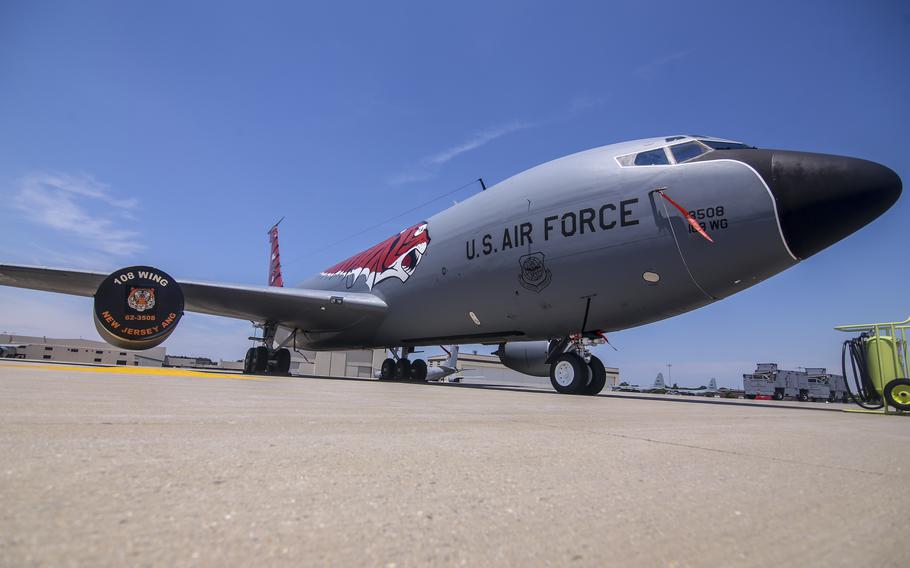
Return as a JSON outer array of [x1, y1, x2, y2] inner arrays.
[[321, 222, 431, 289]]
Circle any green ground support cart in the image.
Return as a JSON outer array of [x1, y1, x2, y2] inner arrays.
[[836, 316, 910, 414]]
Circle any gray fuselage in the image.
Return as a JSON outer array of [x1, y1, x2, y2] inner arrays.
[[294, 135, 844, 350]]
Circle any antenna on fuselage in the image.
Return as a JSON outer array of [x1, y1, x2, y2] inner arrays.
[[478, 177, 487, 190]]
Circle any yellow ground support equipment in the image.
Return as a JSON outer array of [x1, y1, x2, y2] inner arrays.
[[836, 317, 910, 414]]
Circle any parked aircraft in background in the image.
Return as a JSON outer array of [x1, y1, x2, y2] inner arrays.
[[643, 372, 669, 394], [615, 372, 668, 394], [0, 135, 901, 395], [615, 376, 717, 397], [675, 378, 718, 397]]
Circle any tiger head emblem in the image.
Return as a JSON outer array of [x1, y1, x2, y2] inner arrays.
[[321, 222, 430, 289], [127, 287, 156, 312]]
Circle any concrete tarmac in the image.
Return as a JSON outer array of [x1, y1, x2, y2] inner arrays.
[[1, 360, 908, 567]]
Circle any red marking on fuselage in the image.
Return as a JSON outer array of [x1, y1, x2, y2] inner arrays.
[[322, 222, 430, 289]]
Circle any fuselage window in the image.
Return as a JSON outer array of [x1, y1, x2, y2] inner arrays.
[[634, 148, 669, 166], [670, 141, 709, 163]]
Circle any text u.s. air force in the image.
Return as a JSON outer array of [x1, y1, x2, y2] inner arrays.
[[465, 197, 731, 260], [465, 198, 640, 260]]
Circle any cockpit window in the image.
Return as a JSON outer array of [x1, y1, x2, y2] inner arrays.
[[633, 148, 669, 166], [616, 137, 754, 167], [698, 140, 754, 150], [670, 141, 709, 163]]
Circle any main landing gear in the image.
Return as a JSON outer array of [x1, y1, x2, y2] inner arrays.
[[243, 346, 291, 375], [548, 335, 608, 396], [242, 322, 292, 375], [379, 349, 428, 382]]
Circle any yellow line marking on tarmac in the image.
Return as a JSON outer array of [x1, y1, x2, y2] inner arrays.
[[842, 408, 909, 417], [0, 363, 268, 381]]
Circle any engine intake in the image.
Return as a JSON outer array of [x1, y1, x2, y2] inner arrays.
[[494, 340, 551, 377], [93, 266, 184, 350]]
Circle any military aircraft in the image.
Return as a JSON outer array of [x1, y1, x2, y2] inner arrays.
[[675, 378, 718, 397], [0, 135, 901, 395], [642, 372, 669, 394], [613, 372, 668, 394]]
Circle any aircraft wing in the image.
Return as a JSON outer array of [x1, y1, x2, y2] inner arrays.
[[0, 264, 387, 331]]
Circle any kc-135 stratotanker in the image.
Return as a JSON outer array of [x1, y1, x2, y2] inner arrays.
[[1, 135, 901, 394]]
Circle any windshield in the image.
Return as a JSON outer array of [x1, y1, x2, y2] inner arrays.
[[616, 136, 755, 167], [633, 148, 669, 166], [670, 141, 709, 163], [698, 140, 755, 150]]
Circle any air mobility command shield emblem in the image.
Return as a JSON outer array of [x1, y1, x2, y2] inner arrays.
[[518, 252, 552, 293]]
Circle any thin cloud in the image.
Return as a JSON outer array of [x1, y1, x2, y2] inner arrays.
[[423, 120, 532, 167], [389, 120, 534, 186], [388, 96, 608, 186], [14, 173, 145, 256], [635, 50, 690, 80], [386, 170, 437, 186], [566, 94, 608, 116]]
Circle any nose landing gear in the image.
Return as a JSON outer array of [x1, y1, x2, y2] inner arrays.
[[548, 334, 609, 395]]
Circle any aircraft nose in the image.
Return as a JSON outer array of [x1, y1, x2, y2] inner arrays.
[[764, 151, 901, 259]]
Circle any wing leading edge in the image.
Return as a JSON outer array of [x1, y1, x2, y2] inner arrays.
[[0, 264, 386, 332]]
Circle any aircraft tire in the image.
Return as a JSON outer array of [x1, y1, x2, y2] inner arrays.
[[549, 353, 588, 394], [582, 356, 607, 395], [411, 359, 428, 382], [380, 358, 396, 380], [395, 358, 411, 381], [275, 348, 291, 375], [772, 392, 783, 401], [251, 346, 269, 374], [243, 348, 255, 374]]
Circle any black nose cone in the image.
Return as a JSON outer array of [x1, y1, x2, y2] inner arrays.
[[768, 151, 901, 258]]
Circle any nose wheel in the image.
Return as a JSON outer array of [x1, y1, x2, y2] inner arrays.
[[585, 355, 608, 395], [548, 333, 610, 395], [550, 353, 589, 394], [549, 353, 608, 395]]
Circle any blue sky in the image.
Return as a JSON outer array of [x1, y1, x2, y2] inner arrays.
[[1, 1, 907, 387]]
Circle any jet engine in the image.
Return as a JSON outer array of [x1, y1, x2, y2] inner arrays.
[[93, 266, 185, 350], [494, 340, 552, 377]]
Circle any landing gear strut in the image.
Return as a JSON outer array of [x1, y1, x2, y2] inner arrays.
[[379, 348, 428, 382], [242, 321, 292, 375], [548, 334, 608, 395]]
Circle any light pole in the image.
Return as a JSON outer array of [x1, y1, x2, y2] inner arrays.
[[667, 363, 672, 387]]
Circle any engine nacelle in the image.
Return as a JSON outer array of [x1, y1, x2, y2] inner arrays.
[[93, 266, 185, 350], [494, 340, 552, 377]]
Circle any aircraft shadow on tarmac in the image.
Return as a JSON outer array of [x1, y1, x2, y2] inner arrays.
[[286, 372, 845, 413]]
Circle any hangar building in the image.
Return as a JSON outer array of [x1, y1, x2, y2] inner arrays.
[[0, 334, 166, 366]]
